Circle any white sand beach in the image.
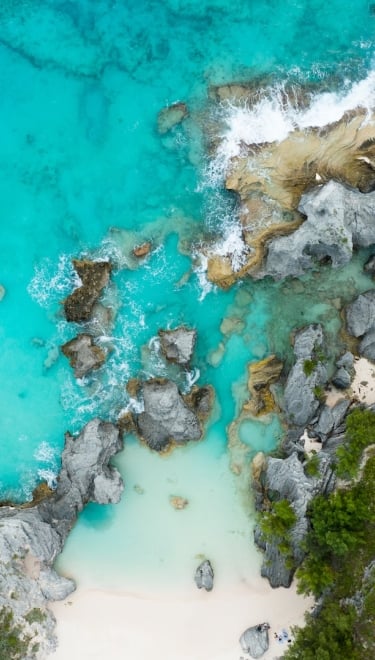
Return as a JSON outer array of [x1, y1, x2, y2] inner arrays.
[[49, 578, 312, 660]]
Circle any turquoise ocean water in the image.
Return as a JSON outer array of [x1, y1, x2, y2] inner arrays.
[[1, 0, 375, 591]]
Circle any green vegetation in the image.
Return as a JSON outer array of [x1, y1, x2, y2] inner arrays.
[[285, 454, 375, 660], [25, 607, 46, 625], [335, 407, 375, 478], [259, 499, 296, 559], [303, 358, 317, 376], [0, 607, 35, 660], [304, 452, 320, 477], [313, 384, 326, 402]]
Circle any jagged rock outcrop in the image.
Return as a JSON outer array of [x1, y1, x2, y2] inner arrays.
[[239, 623, 270, 658], [253, 451, 336, 587], [64, 259, 111, 323], [283, 324, 327, 427], [134, 379, 203, 451], [158, 326, 197, 366], [332, 351, 355, 389], [243, 355, 283, 416], [0, 419, 123, 658], [194, 559, 214, 591], [346, 291, 375, 361], [264, 181, 375, 279], [157, 102, 188, 134], [312, 399, 351, 443], [61, 333, 106, 378]]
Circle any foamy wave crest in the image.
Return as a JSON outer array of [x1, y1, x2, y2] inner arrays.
[[28, 254, 77, 308], [185, 367, 200, 391], [34, 441, 57, 464], [192, 253, 214, 301], [211, 217, 251, 272], [206, 70, 375, 185], [37, 468, 58, 489]]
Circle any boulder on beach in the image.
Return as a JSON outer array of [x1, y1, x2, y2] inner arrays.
[[158, 326, 197, 366], [61, 333, 106, 378], [239, 623, 270, 658], [64, 259, 112, 323], [194, 559, 214, 591]]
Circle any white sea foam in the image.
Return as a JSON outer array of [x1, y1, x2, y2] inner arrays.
[[34, 441, 57, 463], [27, 253, 77, 308], [37, 468, 58, 489], [192, 253, 214, 301], [185, 367, 200, 390], [204, 70, 375, 189]]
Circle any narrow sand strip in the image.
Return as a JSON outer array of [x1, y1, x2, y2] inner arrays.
[[49, 578, 312, 660]]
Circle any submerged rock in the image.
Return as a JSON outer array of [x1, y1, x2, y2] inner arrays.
[[61, 333, 106, 378], [64, 259, 111, 323], [134, 379, 202, 451], [158, 326, 197, 365], [194, 559, 214, 591], [239, 623, 270, 658], [265, 182, 375, 280], [0, 419, 123, 657], [169, 495, 188, 510], [157, 101, 188, 134], [0, 283, 5, 301]]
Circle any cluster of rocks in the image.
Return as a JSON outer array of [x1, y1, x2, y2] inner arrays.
[[0, 419, 123, 658], [253, 324, 356, 588], [61, 258, 113, 379]]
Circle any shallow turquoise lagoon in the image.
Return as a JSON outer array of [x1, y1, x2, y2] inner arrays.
[[1, 0, 375, 587]]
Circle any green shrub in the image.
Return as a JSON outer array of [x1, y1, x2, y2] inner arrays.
[[335, 408, 375, 478], [303, 359, 317, 376], [0, 607, 34, 660], [304, 452, 320, 477]]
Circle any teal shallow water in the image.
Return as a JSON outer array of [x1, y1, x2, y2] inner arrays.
[[1, 0, 375, 588]]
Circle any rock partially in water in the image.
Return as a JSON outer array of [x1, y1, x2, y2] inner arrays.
[[133, 241, 152, 258], [61, 333, 106, 378], [158, 326, 196, 365], [194, 559, 214, 591], [346, 290, 375, 338], [64, 259, 111, 323], [239, 623, 270, 658], [157, 101, 188, 134], [184, 384, 215, 420], [265, 182, 375, 279], [283, 325, 327, 427], [243, 355, 283, 416], [364, 254, 375, 275], [0, 419, 123, 657], [134, 379, 202, 451]]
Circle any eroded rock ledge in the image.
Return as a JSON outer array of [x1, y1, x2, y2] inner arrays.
[[64, 259, 111, 323], [0, 419, 123, 658]]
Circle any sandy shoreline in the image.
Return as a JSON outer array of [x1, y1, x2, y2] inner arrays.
[[49, 577, 312, 660]]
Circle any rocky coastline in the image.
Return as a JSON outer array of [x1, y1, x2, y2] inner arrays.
[[0, 419, 123, 658]]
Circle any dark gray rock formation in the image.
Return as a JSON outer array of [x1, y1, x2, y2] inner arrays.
[[332, 352, 355, 389], [134, 379, 202, 451], [194, 559, 214, 591], [254, 451, 336, 587], [0, 419, 123, 658], [312, 399, 350, 442], [283, 325, 327, 427], [64, 259, 111, 323], [158, 326, 196, 366], [239, 623, 270, 658], [264, 181, 375, 279], [364, 254, 375, 275], [61, 333, 106, 378], [346, 290, 375, 338], [359, 328, 375, 361]]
